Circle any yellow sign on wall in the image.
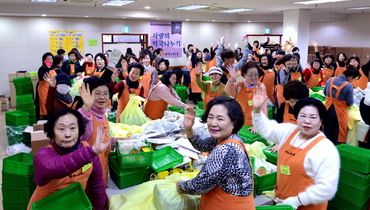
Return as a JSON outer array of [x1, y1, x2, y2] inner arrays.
[[49, 31, 84, 55]]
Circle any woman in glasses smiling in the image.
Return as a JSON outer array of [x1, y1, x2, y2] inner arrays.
[[225, 61, 267, 133]]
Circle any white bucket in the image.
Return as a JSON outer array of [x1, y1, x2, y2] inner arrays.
[[356, 121, 369, 142]]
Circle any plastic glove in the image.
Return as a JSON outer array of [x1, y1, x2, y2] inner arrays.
[[277, 196, 301, 209], [242, 35, 249, 45], [234, 42, 239, 50], [220, 36, 225, 44], [108, 49, 122, 68], [364, 82, 370, 105]]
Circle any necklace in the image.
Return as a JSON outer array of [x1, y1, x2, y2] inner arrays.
[[292, 133, 309, 148]]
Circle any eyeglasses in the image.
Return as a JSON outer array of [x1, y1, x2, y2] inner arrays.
[[246, 74, 259, 78], [94, 92, 109, 98]]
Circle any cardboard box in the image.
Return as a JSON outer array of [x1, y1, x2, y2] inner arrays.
[[336, 47, 349, 56], [17, 72, 26, 78], [1, 98, 10, 111], [361, 48, 370, 58], [8, 73, 17, 82], [33, 120, 47, 131], [348, 47, 362, 57], [8, 81, 16, 108], [24, 126, 50, 154]]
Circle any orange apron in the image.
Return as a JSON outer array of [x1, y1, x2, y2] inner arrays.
[[27, 141, 93, 210], [334, 62, 346, 77], [305, 71, 321, 89], [237, 81, 261, 126], [37, 69, 57, 116], [200, 139, 255, 210], [208, 57, 216, 71], [275, 71, 302, 108], [89, 114, 110, 187], [253, 48, 260, 62], [84, 63, 95, 76], [275, 129, 328, 210], [92, 69, 105, 78], [351, 67, 368, 90], [190, 67, 202, 93], [116, 80, 143, 123], [139, 66, 155, 98], [322, 66, 334, 84], [70, 64, 75, 75], [205, 61, 210, 72], [143, 82, 168, 120], [325, 78, 349, 143], [259, 68, 276, 103], [283, 102, 297, 125], [204, 83, 224, 110]]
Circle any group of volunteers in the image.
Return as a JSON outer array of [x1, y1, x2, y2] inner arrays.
[[29, 33, 370, 210]]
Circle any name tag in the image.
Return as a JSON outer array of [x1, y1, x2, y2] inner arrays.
[[323, 75, 326, 78], [318, 78, 322, 81], [280, 165, 291, 175], [248, 100, 253, 106], [82, 163, 92, 173], [298, 77, 302, 81]]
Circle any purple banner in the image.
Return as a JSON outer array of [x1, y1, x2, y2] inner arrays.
[[150, 22, 182, 58]]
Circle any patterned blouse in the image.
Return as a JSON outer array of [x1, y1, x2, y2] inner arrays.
[[178, 133, 253, 196]]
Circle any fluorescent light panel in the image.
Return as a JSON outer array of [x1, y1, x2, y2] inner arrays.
[[293, 0, 351, 5], [175, 5, 209, 10], [101, 0, 134, 6], [219, 8, 253, 13], [31, 0, 57, 2], [347, 6, 370, 10]]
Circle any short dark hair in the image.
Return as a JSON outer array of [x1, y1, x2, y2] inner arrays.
[[292, 47, 299, 53], [160, 70, 176, 86], [140, 52, 150, 60], [83, 76, 112, 99], [85, 53, 93, 59], [68, 50, 77, 57], [42, 52, 54, 65], [276, 49, 286, 55], [336, 52, 347, 62], [260, 53, 273, 68], [221, 49, 235, 61], [148, 46, 154, 50], [343, 65, 361, 78], [281, 54, 293, 65], [310, 58, 322, 68], [253, 40, 260, 47], [158, 58, 170, 70], [94, 53, 107, 64], [127, 55, 139, 63], [293, 97, 327, 124], [203, 48, 209, 53], [57, 49, 65, 55], [201, 96, 245, 134], [346, 56, 360, 66], [44, 107, 85, 139], [283, 80, 309, 100], [187, 44, 193, 50], [241, 61, 259, 77], [172, 67, 183, 84], [128, 62, 145, 76], [323, 53, 334, 64], [53, 55, 64, 66], [155, 48, 163, 55]]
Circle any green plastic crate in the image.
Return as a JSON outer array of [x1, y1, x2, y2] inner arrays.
[[151, 146, 184, 173], [336, 180, 370, 204], [2, 184, 36, 203], [2, 202, 29, 210], [202, 75, 211, 81], [238, 125, 267, 145], [256, 205, 294, 210], [115, 141, 154, 170], [109, 156, 151, 189], [31, 182, 92, 210], [310, 93, 325, 102], [250, 156, 255, 172], [5, 110, 30, 126], [256, 185, 275, 195], [2, 172, 35, 187], [198, 101, 204, 110], [168, 106, 184, 114], [193, 107, 205, 117], [107, 112, 116, 123], [336, 144, 370, 174], [329, 193, 370, 210], [339, 167, 370, 187], [2, 152, 34, 176], [267, 105, 276, 120], [174, 85, 187, 104], [312, 87, 324, 92], [29, 71, 38, 77], [16, 94, 34, 109], [254, 171, 277, 191], [263, 145, 278, 165]]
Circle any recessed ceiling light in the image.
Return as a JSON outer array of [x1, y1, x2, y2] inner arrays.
[[293, 0, 351, 5], [41, 14, 47, 16], [101, 0, 134, 6], [156, 18, 160, 20], [85, 16, 89, 17], [247, 20, 251, 22], [144, 6, 151, 9], [186, 19, 189, 21], [347, 6, 370, 10], [31, 0, 57, 2], [219, 8, 254, 13], [175, 5, 209, 10], [212, 20, 215, 22], [122, 16, 126, 19]]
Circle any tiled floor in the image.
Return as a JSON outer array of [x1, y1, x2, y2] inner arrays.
[[0, 108, 11, 210]]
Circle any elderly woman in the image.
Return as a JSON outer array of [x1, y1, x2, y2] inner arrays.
[[143, 70, 189, 120], [252, 88, 340, 210], [177, 96, 255, 209], [61, 50, 82, 78], [27, 107, 109, 210]]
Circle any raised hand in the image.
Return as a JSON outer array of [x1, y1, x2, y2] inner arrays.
[[247, 126, 258, 134], [80, 82, 94, 111], [252, 85, 267, 109], [226, 64, 238, 81], [311, 41, 318, 47], [210, 42, 214, 47], [92, 126, 110, 154], [183, 107, 196, 130], [220, 36, 225, 44], [242, 35, 249, 45], [43, 71, 56, 87]]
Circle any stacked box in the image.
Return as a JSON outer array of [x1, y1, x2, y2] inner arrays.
[[151, 146, 183, 173], [2, 153, 35, 210], [174, 85, 187, 103], [238, 125, 268, 145], [254, 171, 277, 195], [328, 145, 370, 210], [5, 110, 30, 127], [16, 94, 36, 125], [13, 77, 34, 96], [263, 145, 278, 165]]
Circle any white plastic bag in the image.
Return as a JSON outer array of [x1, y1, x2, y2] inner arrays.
[[7, 143, 32, 156]]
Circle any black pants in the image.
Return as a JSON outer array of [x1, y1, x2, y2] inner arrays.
[[324, 106, 342, 145]]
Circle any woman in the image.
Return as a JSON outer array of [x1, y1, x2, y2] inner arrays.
[[346, 56, 370, 90], [157, 58, 170, 81], [143, 70, 189, 120], [52, 55, 64, 72], [225, 61, 267, 132], [78, 76, 113, 187], [92, 53, 109, 77], [276, 80, 309, 124], [36, 52, 56, 120], [312, 41, 335, 83], [125, 47, 136, 58], [127, 55, 139, 64], [302, 58, 324, 89], [258, 53, 276, 103], [190, 48, 204, 105], [334, 52, 347, 77], [138, 52, 157, 98], [83, 53, 95, 76], [117, 56, 129, 80], [324, 65, 359, 145], [252, 92, 340, 210], [248, 37, 270, 62], [114, 62, 144, 123], [27, 107, 108, 210], [44, 73, 73, 115], [61, 50, 82, 78], [177, 96, 255, 209], [195, 66, 228, 109]]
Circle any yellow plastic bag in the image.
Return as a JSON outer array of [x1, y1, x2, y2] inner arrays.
[[120, 95, 148, 126], [109, 122, 144, 138], [347, 106, 362, 146], [245, 141, 267, 160], [69, 77, 85, 98]]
